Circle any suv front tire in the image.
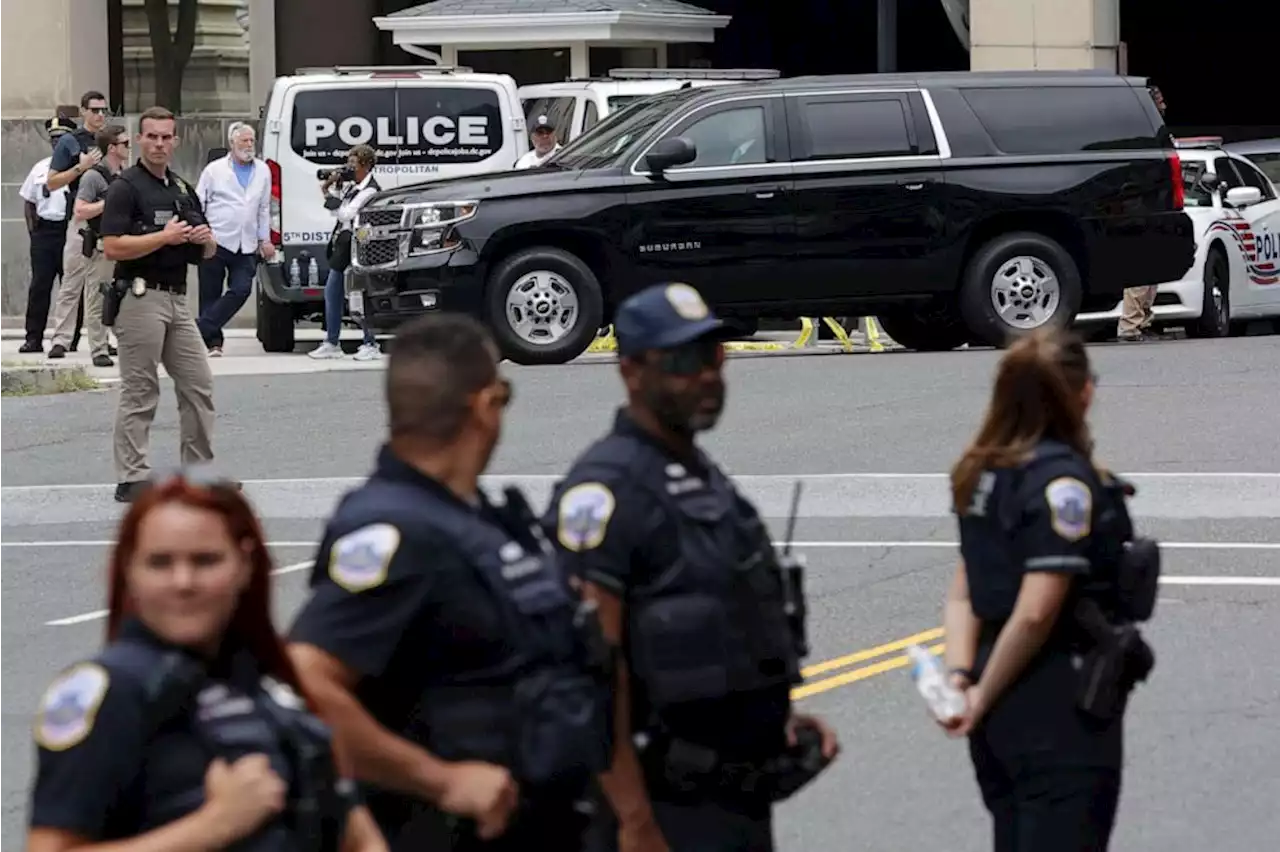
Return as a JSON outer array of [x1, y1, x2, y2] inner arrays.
[[486, 246, 605, 365]]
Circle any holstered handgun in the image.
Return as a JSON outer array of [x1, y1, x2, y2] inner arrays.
[[100, 279, 129, 327], [80, 227, 96, 258], [1073, 598, 1154, 721]]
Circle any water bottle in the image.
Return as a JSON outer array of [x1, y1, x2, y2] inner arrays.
[[307, 255, 319, 287], [288, 256, 300, 286], [907, 644, 966, 721]]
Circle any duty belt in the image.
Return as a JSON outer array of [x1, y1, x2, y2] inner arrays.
[[132, 277, 184, 293]]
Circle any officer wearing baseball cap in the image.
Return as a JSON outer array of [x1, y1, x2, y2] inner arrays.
[[544, 283, 840, 852], [514, 114, 562, 170]]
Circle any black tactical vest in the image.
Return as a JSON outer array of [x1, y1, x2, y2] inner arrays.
[[335, 477, 611, 788], [98, 637, 347, 852], [85, 161, 119, 232], [580, 434, 804, 712]]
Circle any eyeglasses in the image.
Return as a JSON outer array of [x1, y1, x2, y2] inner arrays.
[[652, 338, 724, 376], [86, 106, 109, 115]]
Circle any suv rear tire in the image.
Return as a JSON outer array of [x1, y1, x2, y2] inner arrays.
[[959, 232, 1083, 347], [257, 285, 295, 353], [486, 247, 604, 365], [875, 310, 969, 351]]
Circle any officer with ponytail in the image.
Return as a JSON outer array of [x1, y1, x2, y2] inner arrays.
[[26, 470, 385, 852], [936, 328, 1159, 852]]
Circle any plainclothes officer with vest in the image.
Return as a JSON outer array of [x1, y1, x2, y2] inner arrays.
[[937, 328, 1158, 852], [287, 313, 612, 852], [545, 283, 840, 852], [27, 469, 386, 852], [101, 106, 218, 505], [513, 115, 562, 169]]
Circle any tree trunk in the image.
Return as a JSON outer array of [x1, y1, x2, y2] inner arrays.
[[144, 0, 199, 113]]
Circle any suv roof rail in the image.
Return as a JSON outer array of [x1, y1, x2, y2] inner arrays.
[[294, 64, 474, 77], [1173, 136, 1224, 150], [604, 67, 781, 81]]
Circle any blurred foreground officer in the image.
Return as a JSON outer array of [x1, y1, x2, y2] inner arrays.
[[287, 314, 612, 852], [938, 328, 1159, 852], [27, 469, 386, 852], [101, 106, 217, 504], [545, 283, 840, 852]]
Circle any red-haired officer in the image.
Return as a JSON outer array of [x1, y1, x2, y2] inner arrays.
[[26, 469, 387, 852]]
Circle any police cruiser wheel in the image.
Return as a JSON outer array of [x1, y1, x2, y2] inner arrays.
[[958, 231, 1083, 348], [1187, 247, 1230, 339], [486, 246, 604, 366]]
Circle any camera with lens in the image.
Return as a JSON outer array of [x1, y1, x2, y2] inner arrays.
[[331, 165, 356, 183]]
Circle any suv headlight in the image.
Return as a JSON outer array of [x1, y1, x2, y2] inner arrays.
[[407, 201, 478, 256]]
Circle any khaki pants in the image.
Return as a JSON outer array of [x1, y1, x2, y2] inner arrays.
[[1117, 286, 1157, 337], [50, 228, 110, 354], [113, 288, 215, 484]]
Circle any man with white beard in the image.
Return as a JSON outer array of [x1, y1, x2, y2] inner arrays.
[[194, 121, 275, 356]]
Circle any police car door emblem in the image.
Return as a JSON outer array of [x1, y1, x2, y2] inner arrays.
[[328, 523, 401, 592], [664, 283, 709, 320], [1045, 477, 1092, 541], [34, 662, 110, 751], [556, 482, 616, 552]]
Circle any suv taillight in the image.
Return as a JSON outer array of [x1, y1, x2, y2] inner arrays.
[[267, 158, 282, 245], [1168, 152, 1184, 210]]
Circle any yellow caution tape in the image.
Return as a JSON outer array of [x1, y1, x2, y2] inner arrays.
[[864, 317, 885, 353], [583, 317, 885, 356], [586, 326, 617, 353]]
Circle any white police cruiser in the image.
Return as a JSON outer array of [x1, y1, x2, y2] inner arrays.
[[1075, 137, 1280, 337], [518, 67, 778, 144]]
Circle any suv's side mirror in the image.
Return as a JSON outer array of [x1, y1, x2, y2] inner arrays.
[[1225, 186, 1263, 207], [645, 137, 697, 174]]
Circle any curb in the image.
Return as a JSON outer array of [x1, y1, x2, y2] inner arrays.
[[1, 363, 101, 396]]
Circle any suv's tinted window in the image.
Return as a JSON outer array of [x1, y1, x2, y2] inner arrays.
[[674, 106, 767, 169], [522, 96, 576, 144], [961, 86, 1157, 155], [1240, 151, 1280, 185], [798, 98, 913, 160]]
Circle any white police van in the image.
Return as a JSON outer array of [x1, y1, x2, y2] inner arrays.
[[518, 68, 778, 145], [255, 65, 528, 352]]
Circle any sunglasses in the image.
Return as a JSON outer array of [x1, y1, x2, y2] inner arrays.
[[86, 106, 109, 115], [651, 338, 725, 376]]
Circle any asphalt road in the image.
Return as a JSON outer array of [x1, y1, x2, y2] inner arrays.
[[3, 335, 1279, 851]]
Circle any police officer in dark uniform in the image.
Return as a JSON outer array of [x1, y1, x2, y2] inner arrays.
[[938, 328, 1158, 852], [26, 468, 384, 852], [544, 283, 840, 852], [286, 313, 612, 852]]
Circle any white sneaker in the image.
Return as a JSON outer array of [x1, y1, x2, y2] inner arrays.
[[353, 342, 382, 361], [308, 341, 344, 359]]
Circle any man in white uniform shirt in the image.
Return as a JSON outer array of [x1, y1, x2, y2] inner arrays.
[[18, 117, 74, 354], [514, 115, 563, 169], [194, 121, 274, 356]]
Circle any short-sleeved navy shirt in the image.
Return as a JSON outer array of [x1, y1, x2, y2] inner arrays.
[[49, 129, 95, 218], [956, 444, 1123, 764], [99, 162, 205, 286], [28, 618, 337, 840], [542, 409, 791, 765], [288, 446, 521, 824]]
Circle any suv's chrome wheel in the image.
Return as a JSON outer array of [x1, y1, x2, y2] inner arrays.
[[990, 255, 1061, 330], [504, 270, 580, 346]]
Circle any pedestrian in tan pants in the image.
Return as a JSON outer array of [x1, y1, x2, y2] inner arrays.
[[100, 106, 218, 503], [1117, 285, 1157, 341], [48, 125, 129, 365]]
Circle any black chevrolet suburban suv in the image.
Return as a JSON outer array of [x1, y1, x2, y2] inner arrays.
[[348, 70, 1194, 364]]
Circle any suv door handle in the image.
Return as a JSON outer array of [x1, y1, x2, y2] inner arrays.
[[899, 181, 925, 191]]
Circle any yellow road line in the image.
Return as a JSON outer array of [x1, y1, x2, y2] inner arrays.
[[800, 626, 944, 678], [793, 636, 945, 700]]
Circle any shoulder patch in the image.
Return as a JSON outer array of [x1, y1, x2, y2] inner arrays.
[[328, 523, 401, 592], [34, 662, 110, 752], [1044, 476, 1093, 541], [557, 482, 617, 552]]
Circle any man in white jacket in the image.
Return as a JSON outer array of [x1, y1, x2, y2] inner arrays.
[[514, 114, 563, 170], [194, 121, 274, 356]]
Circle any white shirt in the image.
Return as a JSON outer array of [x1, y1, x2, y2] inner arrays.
[[514, 145, 562, 170], [195, 154, 272, 253], [19, 156, 68, 221], [327, 172, 379, 232]]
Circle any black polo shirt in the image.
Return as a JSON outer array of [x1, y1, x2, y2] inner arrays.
[[99, 161, 205, 287]]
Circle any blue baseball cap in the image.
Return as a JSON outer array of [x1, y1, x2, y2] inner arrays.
[[614, 283, 730, 357]]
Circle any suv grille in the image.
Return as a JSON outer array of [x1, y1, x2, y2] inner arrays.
[[355, 206, 404, 267]]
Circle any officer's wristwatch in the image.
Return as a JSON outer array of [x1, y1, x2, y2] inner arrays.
[[949, 667, 976, 687]]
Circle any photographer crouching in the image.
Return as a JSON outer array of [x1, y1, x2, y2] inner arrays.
[[308, 144, 380, 361], [100, 106, 220, 504]]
